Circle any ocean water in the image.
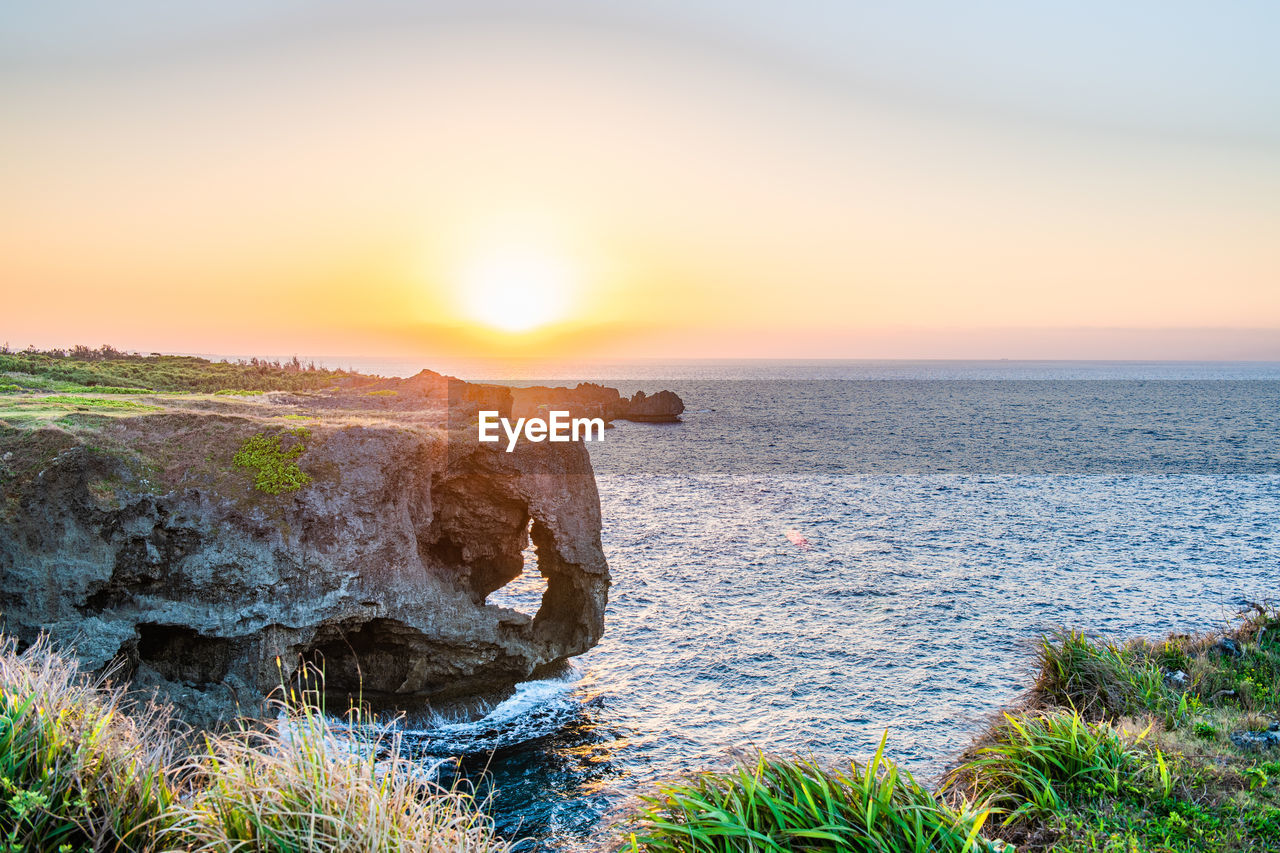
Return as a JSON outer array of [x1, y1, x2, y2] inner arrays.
[[289, 360, 1280, 850]]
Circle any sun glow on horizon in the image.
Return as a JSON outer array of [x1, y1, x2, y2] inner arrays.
[[456, 244, 578, 333]]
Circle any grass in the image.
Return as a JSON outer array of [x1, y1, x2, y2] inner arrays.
[[630, 736, 1004, 853], [1, 372, 153, 395], [943, 711, 1159, 823], [231, 427, 313, 494], [0, 393, 162, 425], [630, 607, 1280, 853], [0, 634, 514, 853], [944, 606, 1280, 851], [0, 636, 175, 852], [5, 616, 1279, 853], [164, 702, 511, 852], [35, 395, 159, 411], [20, 617, 1280, 853]]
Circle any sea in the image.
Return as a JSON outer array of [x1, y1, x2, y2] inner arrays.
[[210, 358, 1280, 850]]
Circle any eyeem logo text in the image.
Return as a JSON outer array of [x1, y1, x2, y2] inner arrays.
[[478, 410, 605, 452]]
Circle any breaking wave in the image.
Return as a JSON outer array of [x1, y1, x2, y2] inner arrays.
[[397, 676, 583, 759]]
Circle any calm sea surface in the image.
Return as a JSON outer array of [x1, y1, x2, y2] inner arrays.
[[232, 359, 1280, 849]]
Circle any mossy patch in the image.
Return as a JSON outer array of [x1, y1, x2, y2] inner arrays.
[[0, 395, 160, 425], [232, 428, 312, 494], [38, 395, 158, 410]]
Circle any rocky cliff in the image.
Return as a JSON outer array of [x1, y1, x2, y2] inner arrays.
[[0, 385, 610, 725]]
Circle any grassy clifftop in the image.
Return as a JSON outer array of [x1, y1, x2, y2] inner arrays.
[[0, 347, 450, 507], [0, 346, 356, 394]]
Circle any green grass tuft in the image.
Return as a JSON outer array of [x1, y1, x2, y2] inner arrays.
[[630, 735, 1003, 853], [232, 428, 313, 494], [944, 710, 1156, 823], [1035, 630, 1176, 720]]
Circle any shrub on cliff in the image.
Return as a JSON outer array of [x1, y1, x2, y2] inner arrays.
[[0, 636, 175, 851], [232, 428, 313, 494]]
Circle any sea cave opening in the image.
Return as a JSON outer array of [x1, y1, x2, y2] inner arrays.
[[485, 518, 550, 618]]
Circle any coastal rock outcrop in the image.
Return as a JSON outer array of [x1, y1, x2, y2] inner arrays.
[[510, 383, 685, 424], [0, 394, 608, 725], [620, 390, 685, 423], [315, 371, 684, 424]]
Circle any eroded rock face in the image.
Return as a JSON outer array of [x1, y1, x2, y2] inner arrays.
[[0, 407, 608, 725]]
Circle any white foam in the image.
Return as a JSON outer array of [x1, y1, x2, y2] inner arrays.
[[398, 675, 581, 756]]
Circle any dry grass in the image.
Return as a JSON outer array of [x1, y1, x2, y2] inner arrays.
[[0, 635, 517, 853], [0, 635, 176, 851], [164, 707, 514, 853]]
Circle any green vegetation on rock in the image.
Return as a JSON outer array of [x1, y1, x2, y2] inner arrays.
[[232, 427, 313, 494], [37, 396, 158, 411]]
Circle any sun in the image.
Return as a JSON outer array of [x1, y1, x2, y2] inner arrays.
[[457, 244, 576, 332]]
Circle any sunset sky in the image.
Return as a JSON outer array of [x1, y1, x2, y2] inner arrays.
[[3, 1, 1279, 360]]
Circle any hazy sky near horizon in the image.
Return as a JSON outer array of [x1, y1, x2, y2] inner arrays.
[[4, 1, 1279, 359]]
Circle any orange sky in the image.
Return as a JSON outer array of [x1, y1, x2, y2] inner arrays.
[[3, 4, 1279, 360]]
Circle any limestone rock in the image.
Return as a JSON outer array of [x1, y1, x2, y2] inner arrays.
[[0, 399, 608, 726]]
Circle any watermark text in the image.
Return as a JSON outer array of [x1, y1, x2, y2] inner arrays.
[[478, 410, 605, 452]]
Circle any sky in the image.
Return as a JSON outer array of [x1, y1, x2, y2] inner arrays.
[[3, 1, 1279, 360]]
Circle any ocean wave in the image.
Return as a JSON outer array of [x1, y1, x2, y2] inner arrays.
[[398, 676, 583, 758]]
